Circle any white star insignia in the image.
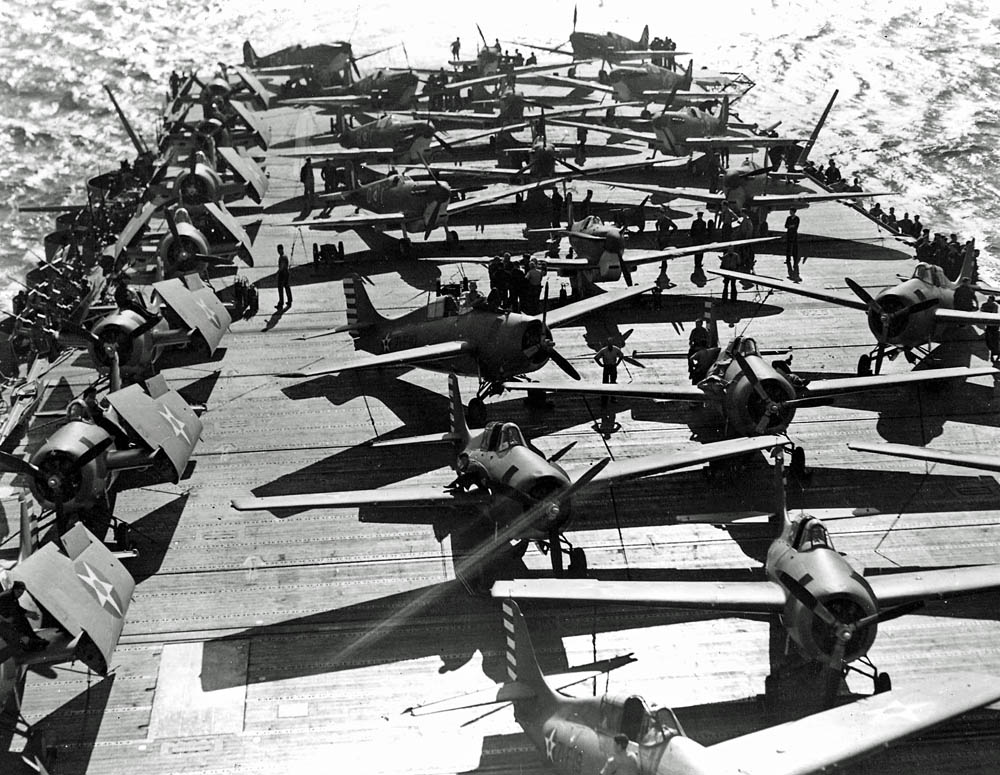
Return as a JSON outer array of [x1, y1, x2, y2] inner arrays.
[[77, 562, 123, 617], [159, 405, 190, 443], [544, 728, 557, 761], [195, 298, 221, 329]]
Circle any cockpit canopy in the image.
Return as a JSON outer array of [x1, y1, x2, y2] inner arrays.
[[791, 517, 834, 551], [725, 335, 759, 358], [600, 695, 682, 748], [481, 422, 525, 453], [912, 262, 948, 287]]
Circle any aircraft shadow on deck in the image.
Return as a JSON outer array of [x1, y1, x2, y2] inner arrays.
[[112, 492, 189, 585], [0, 673, 116, 775], [254, 250, 443, 295]]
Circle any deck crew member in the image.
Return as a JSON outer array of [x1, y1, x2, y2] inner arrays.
[[785, 207, 801, 275], [276, 244, 292, 310], [720, 247, 739, 303], [451, 37, 461, 61], [601, 734, 639, 775], [689, 210, 708, 270], [982, 295, 1000, 364], [595, 338, 624, 410], [0, 581, 47, 656], [300, 157, 315, 205]]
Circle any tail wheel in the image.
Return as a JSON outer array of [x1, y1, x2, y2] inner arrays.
[[399, 238, 413, 259]]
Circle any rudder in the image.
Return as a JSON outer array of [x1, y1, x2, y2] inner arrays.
[[639, 25, 650, 49], [501, 598, 554, 699], [243, 41, 258, 68], [343, 274, 387, 332], [448, 374, 471, 446]]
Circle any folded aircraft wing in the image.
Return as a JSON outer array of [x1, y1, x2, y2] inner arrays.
[[541, 283, 656, 328], [709, 269, 868, 310], [491, 578, 787, 612], [152, 273, 231, 354], [801, 365, 997, 402], [105, 374, 203, 483], [744, 190, 892, 208], [227, 99, 271, 149], [503, 379, 709, 403], [622, 237, 779, 269], [280, 340, 474, 378], [584, 435, 785, 485], [111, 200, 159, 260], [864, 564, 1000, 605], [232, 484, 487, 511], [848, 441, 1000, 472], [442, 62, 567, 93], [705, 673, 1000, 775], [12, 523, 135, 676], [231, 66, 272, 108], [277, 145, 397, 159], [685, 135, 807, 148], [201, 201, 254, 252], [217, 146, 268, 203], [604, 180, 724, 203]]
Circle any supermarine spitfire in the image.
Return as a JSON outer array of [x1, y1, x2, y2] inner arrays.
[[420, 599, 1000, 775], [494, 446, 1000, 697], [235, 373, 784, 574], [280, 275, 653, 423]]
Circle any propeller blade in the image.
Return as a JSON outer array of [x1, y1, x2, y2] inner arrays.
[[546, 440, 577, 464], [0, 451, 41, 479], [733, 350, 772, 403], [622, 355, 645, 369], [556, 158, 585, 174], [855, 599, 924, 631], [541, 283, 549, 327], [352, 58, 361, 79], [424, 200, 442, 240], [777, 570, 840, 629], [548, 347, 580, 380], [433, 131, 455, 154], [164, 207, 181, 243], [71, 436, 114, 473], [129, 315, 161, 340], [890, 297, 939, 320], [565, 456, 611, 499], [844, 277, 880, 309]]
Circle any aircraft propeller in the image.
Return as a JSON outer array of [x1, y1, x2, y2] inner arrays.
[[732, 349, 800, 434], [844, 277, 939, 341], [418, 153, 452, 239], [778, 570, 925, 674], [530, 285, 580, 380]]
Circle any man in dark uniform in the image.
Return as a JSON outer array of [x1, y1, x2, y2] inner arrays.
[[0, 581, 47, 657], [982, 295, 1000, 365], [689, 210, 708, 270], [720, 248, 739, 302], [300, 157, 315, 205], [114, 277, 160, 323], [785, 207, 801, 275], [276, 244, 292, 310]]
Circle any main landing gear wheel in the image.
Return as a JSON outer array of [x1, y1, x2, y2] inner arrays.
[[446, 230, 459, 249], [568, 547, 587, 577], [466, 398, 487, 428], [857, 354, 872, 377], [874, 672, 891, 694], [399, 237, 413, 258], [548, 528, 563, 575]]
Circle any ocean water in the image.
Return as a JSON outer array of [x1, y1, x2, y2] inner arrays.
[[2, 0, 998, 308]]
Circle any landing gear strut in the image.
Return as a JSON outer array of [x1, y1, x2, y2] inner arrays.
[[847, 655, 891, 695], [538, 533, 588, 577]]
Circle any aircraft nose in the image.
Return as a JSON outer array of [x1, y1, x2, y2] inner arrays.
[[604, 233, 624, 254], [433, 182, 451, 203]]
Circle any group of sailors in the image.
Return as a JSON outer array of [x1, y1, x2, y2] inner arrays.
[[483, 253, 547, 313]]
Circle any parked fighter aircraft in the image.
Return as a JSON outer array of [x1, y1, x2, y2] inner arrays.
[[0, 374, 202, 533], [713, 242, 1000, 374], [433, 599, 1000, 775], [0, 507, 135, 751], [519, 9, 652, 62], [235, 373, 783, 573], [280, 275, 653, 421], [504, 325, 997, 437], [72, 273, 231, 388], [109, 197, 255, 277], [493, 446, 1000, 696], [296, 162, 568, 253], [539, 60, 717, 104], [275, 68, 422, 111]]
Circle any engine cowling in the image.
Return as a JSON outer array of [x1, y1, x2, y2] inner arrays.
[[28, 421, 112, 513], [89, 311, 156, 372], [724, 372, 797, 435]]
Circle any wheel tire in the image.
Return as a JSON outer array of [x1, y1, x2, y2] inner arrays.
[[312, 242, 319, 263], [857, 354, 872, 377], [875, 672, 891, 694], [467, 398, 487, 428], [446, 229, 459, 249], [568, 547, 588, 577], [399, 238, 413, 259]]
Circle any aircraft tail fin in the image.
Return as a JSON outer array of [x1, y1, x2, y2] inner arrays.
[[958, 239, 978, 283], [18, 491, 38, 563], [447, 373, 472, 447], [344, 274, 388, 332], [501, 599, 555, 703], [243, 41, 258, 68], [798, 89, 838, 168], [720, 94, 729, 130], [639, 25, 650, 49], [681, 59, 693, 91]]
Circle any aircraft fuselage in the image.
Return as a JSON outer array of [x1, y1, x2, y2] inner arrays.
[[870, 269, 955, 348], [610, 63, 688, 102]]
